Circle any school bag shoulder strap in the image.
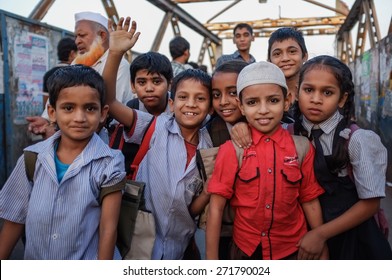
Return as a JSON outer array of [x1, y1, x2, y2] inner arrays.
[[129, 116, 157, 180], [109, 98, 140, 150], [233, 142, 244, 168], [126, 98, 140, 110], [24, 150, 38, 183], [291, 135, 310, 166]]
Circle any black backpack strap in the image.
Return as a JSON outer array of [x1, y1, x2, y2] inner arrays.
[[24, 151, 38, 183], [126, 98, 140, 109]]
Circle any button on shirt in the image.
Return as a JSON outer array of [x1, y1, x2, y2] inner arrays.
[[208, 125, 324, 260], [0, 132, 125, 259], [124, 111, 212, 259]]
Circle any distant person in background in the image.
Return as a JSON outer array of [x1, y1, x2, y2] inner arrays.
[[27, 11, 133, 138], [43, 37, 77, 96], [169, 36, 193, 77], [215, 23, 256, 68]]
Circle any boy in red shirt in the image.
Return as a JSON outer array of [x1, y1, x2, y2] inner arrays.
[[206, 61, 326, 260]]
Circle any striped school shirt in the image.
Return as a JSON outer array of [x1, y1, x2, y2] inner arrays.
[[124, 111, 212, 259], [302, 110, 387, 199], [0, 131, 126, 259]]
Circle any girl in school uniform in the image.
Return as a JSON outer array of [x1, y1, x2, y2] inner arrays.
[[292, 55, 392, 259]]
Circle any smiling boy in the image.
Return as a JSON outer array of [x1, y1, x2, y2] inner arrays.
[[102, 17, 213, 259]]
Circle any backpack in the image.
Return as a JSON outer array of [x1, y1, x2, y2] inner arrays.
[[196, 134, 310, 230]]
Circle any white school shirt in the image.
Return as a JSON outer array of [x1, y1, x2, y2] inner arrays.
[[124, 111, 212, 259], [302, 110, 387, 199], [0, 132, 126, 259]]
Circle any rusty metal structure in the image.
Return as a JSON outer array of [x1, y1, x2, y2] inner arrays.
[[27, 0, 387, 68]]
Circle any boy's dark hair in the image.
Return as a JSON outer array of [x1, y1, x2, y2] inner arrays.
[[47, 65, 105, 107], [233, 23, 253, 35], [267, 27, 308, 60], [130, 52, 173, 85], [187, 61, 199, 69], [212, 59, 248, 76], [292, 55, 355, 174], [170, 68, 212, 103], [57, 37, 77, 62], [169, 36, 190, 60]]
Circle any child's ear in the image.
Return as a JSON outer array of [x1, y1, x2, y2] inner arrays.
[[169, 97, 174, 113], [100, 104, 109, 123], [302, 52, 309, 63], [239, 99, 246, 116], [338, 92, 349, 108], [47, 104, 57, 124], [208, 104, 214, 115], [131, 82, 136, 93], [284, 95, 290, 112]]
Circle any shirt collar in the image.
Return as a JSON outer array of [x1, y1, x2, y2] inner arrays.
[[232, 50, 256, 63], [166, 115, 212, 148], [250, 124, 286, 149], [26, 131, 114, 163], [302, 110, 343, 136]]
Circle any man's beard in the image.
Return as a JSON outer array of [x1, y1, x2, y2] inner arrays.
[[73, 37, 105, 67]]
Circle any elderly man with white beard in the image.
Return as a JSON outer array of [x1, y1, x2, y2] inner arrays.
[[26, 11, 133, 138]]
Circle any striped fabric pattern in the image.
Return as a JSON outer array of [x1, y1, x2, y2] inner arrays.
[[124, 111, 212, 259], [0, 132, 126, 259]]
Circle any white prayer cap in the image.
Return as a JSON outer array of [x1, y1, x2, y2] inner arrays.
[[74, 11, 108, 31], [237, 61, 288, 93]]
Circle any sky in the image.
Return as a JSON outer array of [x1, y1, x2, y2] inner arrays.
[[0, 0, 390, 70]]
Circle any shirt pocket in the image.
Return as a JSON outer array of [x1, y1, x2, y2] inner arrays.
[[281, 164, 302, 205], [236, 167, 260, 202]]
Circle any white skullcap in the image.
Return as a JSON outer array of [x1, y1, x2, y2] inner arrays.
[[237, 61, 288, 93], [74, 11, 108, 31]]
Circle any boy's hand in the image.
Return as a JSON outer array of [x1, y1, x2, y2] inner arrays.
[[230, 122, 252, 148], [108, 17, 140, 55]]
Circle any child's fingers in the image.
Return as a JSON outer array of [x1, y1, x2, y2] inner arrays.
[[122, 16, 131, 30], [117, 17, 125, 30]]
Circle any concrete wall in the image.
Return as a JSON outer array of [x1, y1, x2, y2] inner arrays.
[[350, 34, 392, 185]]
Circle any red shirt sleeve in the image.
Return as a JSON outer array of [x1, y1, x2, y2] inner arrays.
[[207, 141, 239, 200]]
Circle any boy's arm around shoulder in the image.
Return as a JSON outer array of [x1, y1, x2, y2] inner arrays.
[[102, 17, 140, 128]]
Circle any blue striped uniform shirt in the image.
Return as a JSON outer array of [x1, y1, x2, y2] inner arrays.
[[124, 111, 212, 259], [0, 131, 125, 259], [302, 110, 387, 199]]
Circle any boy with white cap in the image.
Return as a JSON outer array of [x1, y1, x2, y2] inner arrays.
[[205, 61, 326, 260]]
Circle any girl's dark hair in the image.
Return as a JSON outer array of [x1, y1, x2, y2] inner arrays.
[[170, 68, 212, 104], [292, 55, 356, 174], [130, 51, 173, 85], [47, 64, 105, 107]]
